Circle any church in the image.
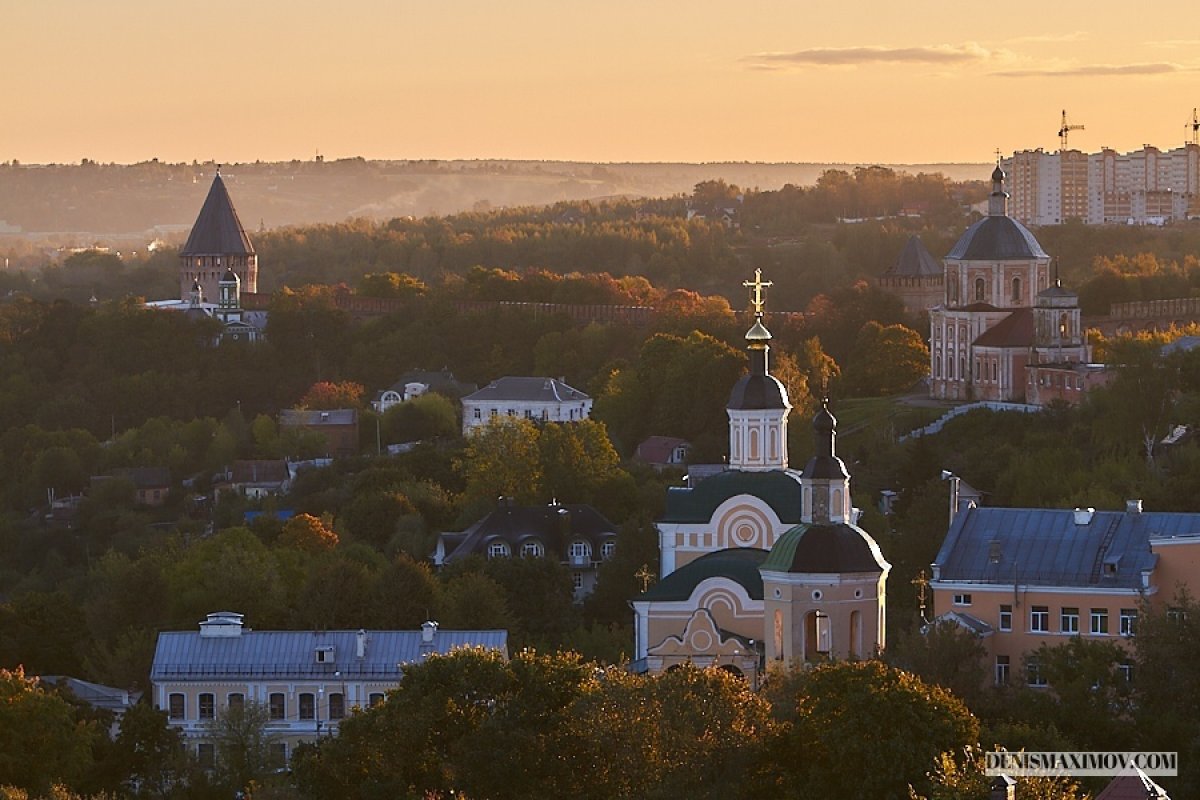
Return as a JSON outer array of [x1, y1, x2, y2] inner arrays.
[[631, 273, 890, 680], [930, 165, 1090, 402], [146, 168, 266, 343]]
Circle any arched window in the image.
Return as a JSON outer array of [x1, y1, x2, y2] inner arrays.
[[568, 540, 592, 564], [1059, 312, 1069, 338], [600, 540, 616, 560], [975, 277, 986, 302], [520, 540, 544, 558], [1011, 276, 1022, 303], [488, 541, 511, 559]]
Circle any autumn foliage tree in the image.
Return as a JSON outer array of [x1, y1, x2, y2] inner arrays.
[[297, 381, 365, 410], [278, 513, 339, 553]]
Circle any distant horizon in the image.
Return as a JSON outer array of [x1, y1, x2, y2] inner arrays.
[[5, 156, 994, 169]]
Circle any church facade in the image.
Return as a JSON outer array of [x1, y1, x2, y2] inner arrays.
[[631, 273, 890, 680], [930, 166, 1089, 402]]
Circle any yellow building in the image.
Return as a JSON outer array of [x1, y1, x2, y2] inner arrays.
[[930, 501, 1200, 686], [631, 272, 890, 679]]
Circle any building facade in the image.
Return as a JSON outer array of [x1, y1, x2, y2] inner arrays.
[[877, 235, 944, 315], [631, 273, 889, 679], [930, 166, 1090, 403], [1004, 143, 1200, 226], [151, 613, 507, 768], [461, 377, 592, 436], [931, 500, 1200, 688]]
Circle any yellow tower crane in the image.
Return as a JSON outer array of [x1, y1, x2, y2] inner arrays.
[[1058, 109, 1085, 151]]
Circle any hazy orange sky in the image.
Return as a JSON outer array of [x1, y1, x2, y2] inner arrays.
[[5, 0, 1199, 165]]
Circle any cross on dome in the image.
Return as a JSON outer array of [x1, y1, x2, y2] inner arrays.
[[743, 269, 773, 316]]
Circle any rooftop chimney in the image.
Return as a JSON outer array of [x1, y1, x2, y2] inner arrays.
[[421, 620, 439, 645], [356, 629, 367, 659], [1073, 508, 1095, 526], [1126, 499, 1143, 514]]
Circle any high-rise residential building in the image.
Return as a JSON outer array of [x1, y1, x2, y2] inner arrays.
[[1003, 143, 1200, 226]]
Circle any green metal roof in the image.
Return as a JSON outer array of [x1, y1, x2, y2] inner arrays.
[[662, 469, 803, 523], [761, 522, 888, 574], [640, 548, 769, 602]]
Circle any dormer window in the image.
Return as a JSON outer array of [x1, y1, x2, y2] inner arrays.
[[520, 540, 544, 558], [488, 541, 511, 559], [315, 646, 335, 664]]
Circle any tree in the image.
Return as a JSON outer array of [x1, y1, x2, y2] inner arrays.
[[110, 702, 185, 799], [208, 701, 276, 796], [297, 381, 365, 410], [764, 660, 978, 799], [0, 668, 97, 796], [886, 619, 988, 709], [456, 417, 543, 506], [844, 320, 929, 396], [278, 513, 339, 553], [380, 393, 458, 443], [538, 420, 623, 504]]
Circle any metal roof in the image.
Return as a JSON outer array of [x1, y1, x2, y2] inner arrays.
[[463, 377, 589, 404], [151, 627, 508, 682], [443, 502, 617, 562], [279, 409, 358, 426], [640, 548, 768, 602], [761, 522, 888, 574], [662, 469, 804, 524], [932, 506, 1200, 588], [946, 215, 1048, 261], [180, 174, 255, 257], [884, 235, 942, 277], [972, 308, 1033, 348]]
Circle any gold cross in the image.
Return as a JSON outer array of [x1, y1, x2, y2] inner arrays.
[[635, 563, 655, 593], [911, 569, 930, 622], [742, 269, 773, 315], [994, 148, 1002, 165]]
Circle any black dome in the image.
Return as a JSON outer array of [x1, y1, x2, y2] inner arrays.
[[991, 164, 1005, 183], [946, 216, 1048, 261], [762, 522, 888, 574], [728, 374, 789, 410]]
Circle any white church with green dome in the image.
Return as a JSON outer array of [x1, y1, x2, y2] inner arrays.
[[631, 272, 890, 678]]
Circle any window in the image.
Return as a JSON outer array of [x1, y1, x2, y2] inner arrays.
[[572, 572, 584, 592], [329, 693, 345, 720], [1119, 662, 1134, 683], [1168, 607, 1188, 623], [473, 408, 481, 420], [953, 593, 972, 606], [227, 693, 244, 713], [269, 693, 285, 720], [168, 693, 185, 720], [489, 408, 498, 418], [315, 647, 334, 664], [1120, 608, 1137, 637], [568, 540, 591, 563], [999, 605, 1012, 632], [1012, 276, 1021, 303], [1030, 605, 1049, 633], [520, 540, 544, 558], [1061, 607, 1079, 634], [601, 540, 617, 560], [488, 541, 510, 559], [995, 655, 1010, 686], [368, 693, 384, 708], [1027, 657, 1047, 687], [506, 408, 516, 417], [975, 277, 986, 302], [524, 409, 533, 419], [299, 693, 315, 721], [199, 693, 215, 720], [197, 743, 215, 769], [1091, 608, 1109, 635]]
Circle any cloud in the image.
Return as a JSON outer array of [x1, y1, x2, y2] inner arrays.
[[992, 62, 1191, 77], [1005, 32, 1088, 44], [744, 42, 996, 69], [1145, 39, 1200, 48]]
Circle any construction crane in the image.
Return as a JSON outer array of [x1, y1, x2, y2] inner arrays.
[[1058, 109, 1085, 151], [1188, 108, 1199, 146]]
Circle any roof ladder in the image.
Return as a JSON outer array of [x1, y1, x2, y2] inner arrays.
[[1088, 516, 1122, 583]]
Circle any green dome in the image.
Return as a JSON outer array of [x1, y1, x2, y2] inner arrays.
[[761, 522, 888, 574]]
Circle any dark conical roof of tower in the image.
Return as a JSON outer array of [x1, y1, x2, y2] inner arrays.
[[802, 404, 849, 480], [992, 164, 1005, 183], [180, 174, 255, 257], [884, 235, 941, 277]]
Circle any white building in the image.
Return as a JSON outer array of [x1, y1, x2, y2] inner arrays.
[[460, 376, 592, 436], [150, 612, 507, 769], [1004, 143, 1200, 226]]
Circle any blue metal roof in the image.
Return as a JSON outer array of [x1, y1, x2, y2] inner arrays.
[[932, 507, 1200, 588], [151, 628, 508, 682]]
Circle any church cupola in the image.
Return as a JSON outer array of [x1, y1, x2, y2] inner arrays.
[[727, 270, 791, 471], [216, 268, 241, 324], [988, 162, 1009, 217], [800, 403, 851, 524]]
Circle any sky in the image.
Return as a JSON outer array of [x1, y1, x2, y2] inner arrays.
[[5, 0, 1200, 166]]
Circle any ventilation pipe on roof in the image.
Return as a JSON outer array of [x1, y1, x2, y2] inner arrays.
[[1126, 499, 1143, 513], [1073, 508, 1095, 526], [356, 629, 367, 659], [421, 620, 438, 644]]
